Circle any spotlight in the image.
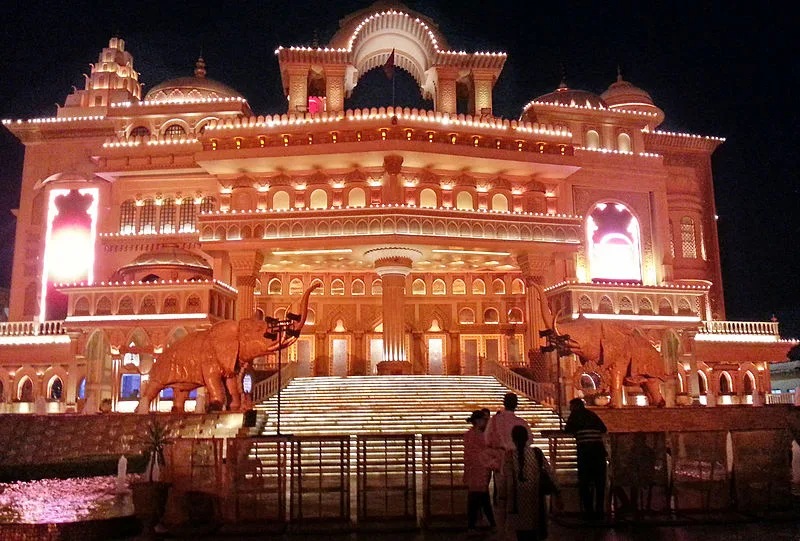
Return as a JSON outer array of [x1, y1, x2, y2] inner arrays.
[[265, 317, 279, 326], [264, 331, 278, 340], [286, 312, 301, 322], [286, 328, 301, 339]]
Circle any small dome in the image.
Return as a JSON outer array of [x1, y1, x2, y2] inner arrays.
[[116, 246, 212, 282], [520, 81, 607, 123], [144, 57, 245, 103], [601, 71, 664, 127]]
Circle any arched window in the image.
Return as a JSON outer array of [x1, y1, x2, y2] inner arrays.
[[289, 278, 303, 296], [310, 278, 324, 295], [459, 307, 475, 324], [680, 217, 697, 259], [639, 297, 654, 315], [74, 297, 90, 316], [200, 196, 216, 214], [130, 125, 150, 138], [96, 296, 112, 315], [159, 198, 176, 233], [371, 279, 383, 295], [483, 307, 500, 324], [677, 372, 685, 393], [118, 296, 134, 315], [18, 377, 34, 402], [77, 377, 86, 400], [351, 279, 365, 295], [179, 197, 196, 233], [617, 132, 631, 153], [162, 296, 178, 314], [348, 188, 366, 207], [508, 308, 524, 324], [472, 279, 486, 295], [268, 278, 282, 295], [719, 372, 733, 394], [305, 308, 316, 326], [185, 295, 202, 312], [140, 296, 156, 314], [491, 193, 509, 211], [139, 199, 156, 234], [164, 124, 186, 140], [585, 130, 600, 149], [511, 279, 525, 295], [431, 279, 446, 295], [456, 191, 474, 210], [412, 279, 426, 295], [598, 296, 614, 314], [331, 279, 345, 296], [491, 279, 506, 295], [120, 200, 136, 234], [619, 296, 634, 314], [419, 188, 437, 208], [587, 202, 642, 281], [578, 295, 593, 313], [48, 376, 63, 400], [658, 298, 673, 315], [274, 307, 287, 320], [254, 279, 262, 295], [273, 191, 290, 210], [309, 189, 328, 209], [697, 371, 708, 394], [744, 371, 755, 395], [452, 279, 466, 295]]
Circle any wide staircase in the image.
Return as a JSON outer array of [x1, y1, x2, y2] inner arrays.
[[252, 375, 575, 470]]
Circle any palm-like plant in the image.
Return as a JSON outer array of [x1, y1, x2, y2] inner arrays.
[[142, 416, 174, 482]]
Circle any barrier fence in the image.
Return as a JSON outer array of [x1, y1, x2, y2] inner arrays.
[[163, 427, 795, 528]]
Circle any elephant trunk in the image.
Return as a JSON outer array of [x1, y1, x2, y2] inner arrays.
[[531, 282, 556, 332], [265, 283, 320, 352]]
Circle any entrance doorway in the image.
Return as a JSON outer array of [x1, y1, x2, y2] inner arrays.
[[294, 337, 313, 377], [331, 337, 349, 376], [369, 337, 383, 375], [462, 338, 479, 375], [427, 337, 444, 375]]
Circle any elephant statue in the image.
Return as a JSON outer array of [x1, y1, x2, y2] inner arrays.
[[533, 283, 667, 407], [136, 284, 318, 413]]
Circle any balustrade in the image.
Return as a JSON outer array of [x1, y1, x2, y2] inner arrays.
[[700, 320, 780, 336], [482, 359, 556, 406], [0, 320, 66, 336]]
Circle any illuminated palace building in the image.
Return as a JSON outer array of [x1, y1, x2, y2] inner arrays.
[[0, 3, 795, 414]]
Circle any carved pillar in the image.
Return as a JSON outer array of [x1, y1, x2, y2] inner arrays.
[[435, 67, 458, 114], [365, 247, 422, 372], [287, 65, 309, 114], [683, 330, 701, 404], [230, 251, 264, 321], [412, 331, 425, 374], [352, 331, 365, 375], [472, 69, 495, 116], [315, 332, 328, 376], [324, 65, 347, 113], [448, 331, 461, 375], [382, 155, 404, 205]]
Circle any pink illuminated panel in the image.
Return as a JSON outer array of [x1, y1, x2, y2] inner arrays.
[[40, 188, 99, 320], [587, 202, 642, 282]]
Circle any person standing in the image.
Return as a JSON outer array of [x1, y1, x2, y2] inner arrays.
[[564, 398, 608, 520], [501, 425, 559, 540], [464, 410, 496, 534]]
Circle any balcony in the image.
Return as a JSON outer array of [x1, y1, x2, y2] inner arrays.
[[0, 320, 71, 346], [699, 320, 780, 337], [56, 279, 238, 325]]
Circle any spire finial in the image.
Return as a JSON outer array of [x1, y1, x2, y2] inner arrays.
[[616, 64, 624, 82], [312, 29, 320, 48], [558, 64, 568, 90], [194, 54, 206, 78]]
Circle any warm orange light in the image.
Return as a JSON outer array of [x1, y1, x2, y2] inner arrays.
[[428, 132, 435, 143], [283, 134, 290, 146], [380, 129, 388, 141]]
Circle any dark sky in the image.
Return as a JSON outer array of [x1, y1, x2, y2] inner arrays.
[[0, 1, 796, 337]]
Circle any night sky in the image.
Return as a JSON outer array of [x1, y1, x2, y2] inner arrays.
[[0, 1, 796, 337]]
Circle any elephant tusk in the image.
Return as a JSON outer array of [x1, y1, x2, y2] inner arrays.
[[531, 282, 556, 331], [553, 307, 564, 336]]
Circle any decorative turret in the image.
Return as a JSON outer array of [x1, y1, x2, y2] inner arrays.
[[601, 68, 665, 128], [60, 37, 142, 115]]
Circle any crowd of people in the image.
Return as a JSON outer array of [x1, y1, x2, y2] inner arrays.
[[463, 393, 607, 539]]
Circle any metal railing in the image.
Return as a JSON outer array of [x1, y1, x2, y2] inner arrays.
[[0, 320, 66, 336], [252, 361, 297, 404], [483, 359, 556, 406], [356, 434, 417, 524], [700, 320, 780, 336], [765, 391, 796, 405], [422, 434, 467, 525]]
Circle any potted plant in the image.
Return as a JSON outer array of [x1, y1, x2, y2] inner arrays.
[[131, 417, 174, 536]]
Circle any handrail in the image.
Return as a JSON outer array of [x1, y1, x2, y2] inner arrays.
[[765, 391, 796, 405], [700, 320, 780, 336], [482, 359, 556, 407], [0, 320, 66, 337], [252, 361, 297, 403]]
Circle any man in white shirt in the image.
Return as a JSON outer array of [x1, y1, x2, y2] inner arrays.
[[486, 392, 532, 452]]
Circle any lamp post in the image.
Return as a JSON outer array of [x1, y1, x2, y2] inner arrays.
[[264, 312, 302, 436], [539, 328, 575, 431]]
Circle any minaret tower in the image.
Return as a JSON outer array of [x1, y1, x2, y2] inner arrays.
[[60, 37, 143, 116]]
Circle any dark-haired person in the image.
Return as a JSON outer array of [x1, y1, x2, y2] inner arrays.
[[500, 425, 559, 540], [464, 410, 496, 534], [564, 397, 608, 520]]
